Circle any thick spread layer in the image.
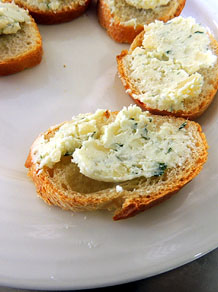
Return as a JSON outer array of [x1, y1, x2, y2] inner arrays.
[[127, 49, 203, 111], [0, 2, 30, 35], [142, 17, 216, 74], [32, 110, 113, 169], [73, 105, 194, 182], [124, 17, 217, 111], [125, 0, 169, 10], [33, 106, 195, 182]]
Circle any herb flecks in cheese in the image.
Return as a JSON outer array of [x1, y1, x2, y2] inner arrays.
[[125, 0, 170, 10], [128, 49, 203, 111], [32, 110, 113, 169], [25, 0, 86, 11], [142, 17, 216, 74], [34, 106, 194, 183], [125, 17, 217, 111], [0, 3, 30, 35], [73, 105, 194, 182]]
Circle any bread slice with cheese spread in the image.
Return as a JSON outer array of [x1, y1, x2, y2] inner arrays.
[[12, 0, 91, 24], [97, 0, 186, 43], [0, 2, 42, 76], [25, 105, 208, 220], [117, 17, 218, 119]]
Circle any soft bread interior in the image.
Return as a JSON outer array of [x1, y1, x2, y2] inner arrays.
[[0, 21, 40, 61]]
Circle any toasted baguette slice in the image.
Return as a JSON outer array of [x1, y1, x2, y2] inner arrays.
[[25, 109, 208, 220], [0, 14, 42, 75], [117, 23, 218, 119], [97, 0, 185, 43], [13, 0, 91, 24]]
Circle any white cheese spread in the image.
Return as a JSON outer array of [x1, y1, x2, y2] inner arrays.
[[116, 185, 123, 192], [142, 17, 217, 74], [127, 48, 203, 111], [125, 0, 170, 10], [32, 109, 113, 169], [0, 2, 30, 35], [34, 106, 196, 182], [73, 105, 194, 182], [25, 0, 86, 11], [124, 17, 217, 111], [34, 106, 195, 182], [26, 0, 61, 11]]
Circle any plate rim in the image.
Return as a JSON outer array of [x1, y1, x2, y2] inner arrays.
[[1, 0, 218, 289]]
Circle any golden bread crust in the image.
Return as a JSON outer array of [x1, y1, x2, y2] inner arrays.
[[97, 0, 186, 43]]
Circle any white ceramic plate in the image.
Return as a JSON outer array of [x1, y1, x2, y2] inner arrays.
[[1, 0, 218, 289]]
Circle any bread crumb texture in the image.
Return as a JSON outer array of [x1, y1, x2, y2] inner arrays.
[[0, 21, 40, 61], [117, 17, 218, 116]]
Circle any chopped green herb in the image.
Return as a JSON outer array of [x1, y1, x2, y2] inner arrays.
[[149, 118, 152, 122], [154, 163, 167, 177], [132, 170, 138, 175], [40, 155, 43, 159], [179, 121, 187, 130], [132, 123, 138, 133], [194, 31, 204, 34], [113, 143, 124, 151], [167, 147, 172, 153], [188, 35, 192, 38], [141, 126, 149, 140], [64, 152, 72, 156], [144, 127, 148, 135], [141, 136, 150, 140], [131, 165, 142, 175], [166, 50, 171, 54], [130, 118, 135, 120], [116, 155, 123, 161], [91, 131, 96, 138]]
